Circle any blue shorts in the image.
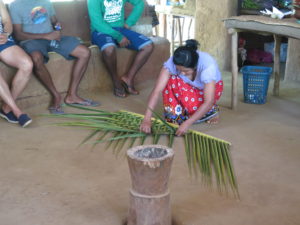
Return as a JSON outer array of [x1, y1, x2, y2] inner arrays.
[[0, 37, 16, 52], [91, 27, 152, 51], [19, 36, 81, 63]]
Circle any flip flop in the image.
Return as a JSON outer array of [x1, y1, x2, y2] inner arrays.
[[194, 106, 219, 124], [121, 80, 139, 95], [66, 99, 100, 107], [49, 106, 65, 115]]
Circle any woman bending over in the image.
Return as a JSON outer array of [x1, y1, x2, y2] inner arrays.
[[140, 39, 223, 136]]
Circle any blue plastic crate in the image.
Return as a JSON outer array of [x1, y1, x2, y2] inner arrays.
[[241, 66, 273, 104]]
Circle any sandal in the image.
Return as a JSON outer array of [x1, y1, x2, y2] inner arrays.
[[121, 80, 139, 95], [48, 106, 65, 114], [194, 105, 219, 124], [66, 99, 100, 107], [113, 87, 127, 98]]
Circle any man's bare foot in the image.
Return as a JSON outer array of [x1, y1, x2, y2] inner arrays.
[[206, 114, 219, 124], [120, 76, 139, 95], [64, 95, 100, 107], [64, 95, 86, 105]]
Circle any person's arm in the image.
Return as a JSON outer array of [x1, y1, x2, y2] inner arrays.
[[0, 0, 12, 35], [12, 23, 60, 42], [50, 15, 62, 38], [140, 67, 170, 133], [87, 0, 124, 42], [175, 81, 216, 136], [126, 0, 144, 28], [50, 15, 59, 27]]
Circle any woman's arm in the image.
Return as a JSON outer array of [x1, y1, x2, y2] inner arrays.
[[176, 81, 216, 136], [140, 67, 170, 133], [0, 0, 12, 35]]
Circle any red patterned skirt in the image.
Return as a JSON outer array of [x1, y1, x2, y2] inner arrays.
[[162, 75, 223, 124]]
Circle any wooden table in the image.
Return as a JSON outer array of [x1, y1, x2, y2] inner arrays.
[[223, 15, 300, 110]]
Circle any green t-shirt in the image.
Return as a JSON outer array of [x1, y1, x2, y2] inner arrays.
[[87, 0, 144, 42]]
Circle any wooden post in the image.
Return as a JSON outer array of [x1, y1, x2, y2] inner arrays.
[[273, 35, 282, 96], [177, 16, 182, 46], [163, 14, 167, 38], [127, 145, 174, 225], [229, 29, 239, 110], [171, 15, 175, 52]]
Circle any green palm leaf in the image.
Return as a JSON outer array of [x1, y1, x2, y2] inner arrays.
[[49, 106, 238, 195], [80, 129, 101, 146]]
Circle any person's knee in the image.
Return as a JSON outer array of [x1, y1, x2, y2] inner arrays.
[[74, 45, 91, 60], [102, 46, 116, 58], [83, 46, 91, 59], [30, 52, 44, 68], [141, 43, 154, 54], [14, 55, 33, 75], [21, 57, 33, 75]]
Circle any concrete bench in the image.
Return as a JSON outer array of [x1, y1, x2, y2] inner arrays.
[[0, 1, 170, 109]]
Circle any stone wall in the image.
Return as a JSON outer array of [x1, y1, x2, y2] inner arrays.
[[195, 0, 237, 70]]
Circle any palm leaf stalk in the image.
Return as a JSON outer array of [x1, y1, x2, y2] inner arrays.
[[47, 105, 238, 196]]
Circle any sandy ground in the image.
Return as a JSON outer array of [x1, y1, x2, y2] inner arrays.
[[0, 72, 300, 225]]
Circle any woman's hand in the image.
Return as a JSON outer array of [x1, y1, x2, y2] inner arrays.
[[140, 118, 152, 134], [140, 68, 171, 134], [176, 120, 192, 136]]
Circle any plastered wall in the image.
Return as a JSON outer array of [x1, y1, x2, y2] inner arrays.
[[195, 0, 238, 70]]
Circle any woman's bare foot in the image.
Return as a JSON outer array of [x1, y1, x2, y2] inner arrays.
[[206, 114, 219, 124]]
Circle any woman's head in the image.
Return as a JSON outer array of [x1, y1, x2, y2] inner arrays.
[[173, 39, 200, 69]]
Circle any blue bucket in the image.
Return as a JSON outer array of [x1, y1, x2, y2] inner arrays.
[[241, 66, 272, 104]]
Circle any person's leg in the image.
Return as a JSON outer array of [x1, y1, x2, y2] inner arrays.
[[117, 28, 154, 95], [20, 39, 62, 110], [0, 73, 23, 118], [162, 75, 187, 125], [101, 45, 126, 97], [121, 43, 153, 95], [0, 45, 33, 114], [64, 44, 91, 104], [91, 31, 126, 97], [205, 80, 223, 124], [30, 51, 62, 109], [50, 36, 98, 106], [162, 75, 222, 125]]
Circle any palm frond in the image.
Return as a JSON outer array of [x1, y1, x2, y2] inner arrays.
[[80, 129, 101, 146], [50, 106, 238, 196]]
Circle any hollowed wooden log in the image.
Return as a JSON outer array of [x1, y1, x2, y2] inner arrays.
[[127, 145, 174, 225]]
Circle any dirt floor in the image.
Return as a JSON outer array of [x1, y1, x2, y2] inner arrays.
[[0, 72, 300, 225]]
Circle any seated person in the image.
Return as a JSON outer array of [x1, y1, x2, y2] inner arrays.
[[140, 39, 223, 136], [87, 0, 154, 97], [0, 0, 33, 127], [9, 0, 99, 114]]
